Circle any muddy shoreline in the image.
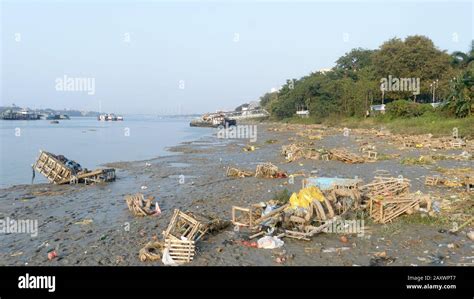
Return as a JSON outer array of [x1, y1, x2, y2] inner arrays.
[[0, 122, 472, 266]]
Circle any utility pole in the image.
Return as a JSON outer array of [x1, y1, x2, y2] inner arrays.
[[430, 79, 439, 103]]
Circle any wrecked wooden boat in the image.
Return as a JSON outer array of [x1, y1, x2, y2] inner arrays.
[[33, 150, 115, 185]]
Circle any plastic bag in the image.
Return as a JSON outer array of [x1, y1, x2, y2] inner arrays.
[[161, 248, 178, 266], [257, 236, 284, 249], [289, 186, 325, 209]]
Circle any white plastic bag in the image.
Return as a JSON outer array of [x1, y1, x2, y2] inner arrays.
[[257, 236, 284, 249], [162, 248, 178, 266]]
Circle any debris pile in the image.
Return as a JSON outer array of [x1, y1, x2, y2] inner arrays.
[[125, 193, 161, 217], [226, 163, 287, 178], [281, 144, 325, 162], [231, 181, 365, 243], [226, 167, 253, 178], [255, 162, 287, 178]]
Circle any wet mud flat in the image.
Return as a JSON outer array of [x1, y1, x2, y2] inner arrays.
[[0, 123, 472, 266]]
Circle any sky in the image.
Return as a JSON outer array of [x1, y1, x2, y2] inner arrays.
[[1, 0, 472, 115]]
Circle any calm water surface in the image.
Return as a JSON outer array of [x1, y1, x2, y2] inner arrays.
[[0, 116, 212, 188]]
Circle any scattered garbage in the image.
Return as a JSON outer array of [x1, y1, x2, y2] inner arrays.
[[243, 145, 256, 152], [47, 250, 58, 261], [226, 162, 288, 179], [257, 236, 284, 249]]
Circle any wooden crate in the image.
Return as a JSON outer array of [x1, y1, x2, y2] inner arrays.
[[164, 238, 195, 264], [34, 151, 115, 185], [425, 176, 440, 186], [163, 209, 207, 241], [329, 149, 364, 164], [366, 151, 378, 161], [34, 151, 73, 184], [362, 177, 410, 198], [231, 206, 254, 227], [369, 196, 422, 224]]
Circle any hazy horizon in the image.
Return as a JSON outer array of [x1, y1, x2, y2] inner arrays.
[[1, 0, 472, 115]]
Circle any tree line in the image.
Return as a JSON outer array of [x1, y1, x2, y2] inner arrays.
[[259, 36, 473, 119]]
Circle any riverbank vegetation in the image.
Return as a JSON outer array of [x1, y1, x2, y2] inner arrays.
[[259, 36, 473, 136]]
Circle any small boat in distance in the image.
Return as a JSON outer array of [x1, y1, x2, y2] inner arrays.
[[98, 113, 124, 121], [45, 113, 70, 120]]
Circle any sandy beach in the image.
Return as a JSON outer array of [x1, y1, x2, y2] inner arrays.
[[0, 122, 472, 266]]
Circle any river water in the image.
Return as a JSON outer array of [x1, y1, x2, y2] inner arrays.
[[0, 115, 211, 188]]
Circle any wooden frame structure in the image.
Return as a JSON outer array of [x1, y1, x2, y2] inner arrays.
[[163, 209, 208, 241], [34, 151, 115, 185], [361, 176, 410, 198], [366, 151, 378, 161], [368, 195, 422, 224], [329, 149, 364, 164], [34, 151, 73, 184], [425, 176, 440, 186], [231, 206, 254, 227], [164, 238, 195, 264]]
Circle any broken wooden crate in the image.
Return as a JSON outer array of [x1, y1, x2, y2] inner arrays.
[[163, 209, 209, 241], [231, 205, 265, 227], [425, 176, 441, 186], [34, 150, 115, 185], [368, 194, 429, 224], [164, 238, 195, 264], [329, 149, 365, 164], [125, 193, 158, 217], [361, 176, 410, 198]]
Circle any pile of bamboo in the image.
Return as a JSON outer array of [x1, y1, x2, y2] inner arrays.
[[361, 176, 410, 198], [255, 162, 287, 178], [226, 167, 253, 178], [329, 149, 365, 164], [125, 193, 160, 217]]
